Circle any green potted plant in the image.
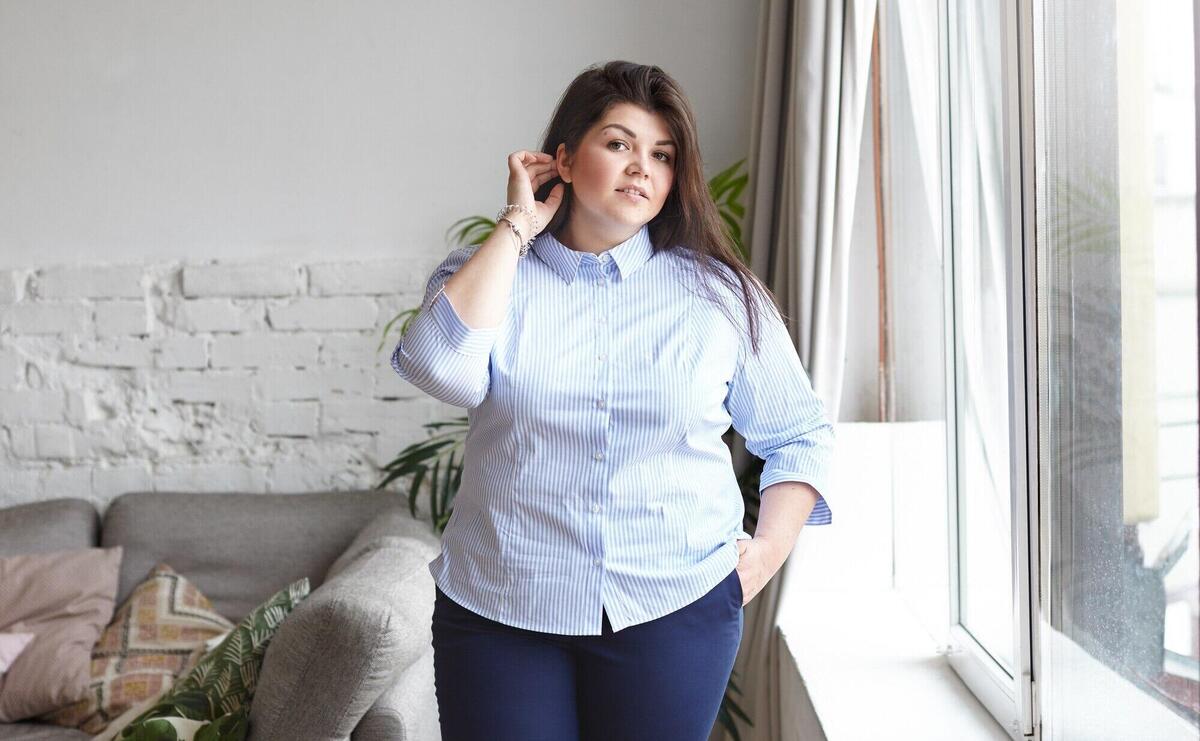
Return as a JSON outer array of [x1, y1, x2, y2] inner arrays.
[[374, 158, 761, 739]]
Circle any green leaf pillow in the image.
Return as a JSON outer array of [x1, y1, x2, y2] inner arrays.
[[117, 706, 247, 741], [116, 579, 310, 740]]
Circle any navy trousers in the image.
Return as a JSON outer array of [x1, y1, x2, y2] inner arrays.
[[431, 566, 745, 741]]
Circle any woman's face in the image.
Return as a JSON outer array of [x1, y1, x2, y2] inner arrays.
[[556, 102, 677, 234]]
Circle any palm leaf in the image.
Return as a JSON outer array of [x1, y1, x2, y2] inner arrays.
[[376, 308, 420, 353]]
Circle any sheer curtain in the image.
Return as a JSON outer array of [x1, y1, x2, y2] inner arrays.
[[712, 1, 876, 739]]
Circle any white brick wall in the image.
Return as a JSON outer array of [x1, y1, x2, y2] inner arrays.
[[308, 260, 427, 296], [95, 301, 151, 337], [267, 297, 378, 331], [34, 267, 144, 300], [0, 258, 453, 509], [182, 264, 302, 298], [1, 303, 90, 335], [0, 272, 20, 304], [178, 299, 265, 333], [210, 334, 321, 369]]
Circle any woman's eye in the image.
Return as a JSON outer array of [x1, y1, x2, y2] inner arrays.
[[608, 140, 671, 163]]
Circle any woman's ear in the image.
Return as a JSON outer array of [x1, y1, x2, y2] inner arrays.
[[555, 142, 573, 184]]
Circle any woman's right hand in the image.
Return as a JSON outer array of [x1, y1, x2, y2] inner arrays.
[[506, 150, 565, 238]]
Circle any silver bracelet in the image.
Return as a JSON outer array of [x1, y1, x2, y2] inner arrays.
[[497, 204, 539, 257], [497, 216, 530, 258]]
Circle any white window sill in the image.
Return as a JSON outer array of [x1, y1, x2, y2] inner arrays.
[[776, 587, 1010, 741]]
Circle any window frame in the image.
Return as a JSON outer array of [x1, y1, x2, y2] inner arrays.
[[941, 0, 1041, 737]]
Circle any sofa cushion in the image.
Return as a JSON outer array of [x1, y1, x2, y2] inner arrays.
[[113, 578, 309, 739], [0, 547, 123, 723], [0, 723, 91, 740], [0, 499, 99, 557], [0, 633, 35, 674], [101, 490, 399, 622], [37, 563, 236, 734], [247, 509, 440, 741]]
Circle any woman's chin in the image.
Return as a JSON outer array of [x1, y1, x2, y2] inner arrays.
[[609, 205, 656, 225]]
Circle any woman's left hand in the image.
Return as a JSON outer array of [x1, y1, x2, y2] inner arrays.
[[734, 536, 789, 606]]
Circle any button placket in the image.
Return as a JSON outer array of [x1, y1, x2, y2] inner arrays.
[[586, 256, 611, 573]]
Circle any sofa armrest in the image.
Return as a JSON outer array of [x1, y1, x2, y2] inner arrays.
[[352, 646, 438, 741], [247, 530, 438, 741]]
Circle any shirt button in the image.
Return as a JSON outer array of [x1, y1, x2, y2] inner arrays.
[[593, 451, 604, 461], [593, 558, 602, 566], [591, 503, 601, 513], [597, 353, 607, 362], [595, 278, 604, 285], [595, 399, 606, 409]]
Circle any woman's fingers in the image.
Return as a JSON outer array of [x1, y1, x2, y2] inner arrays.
[[540, 181, 565, 214], [509, 154, 555, 185], [511, 150, 552, 165], [525, 160, 557, 175], [507, 151, 561, 229], [530, 170, 557, 190], [524, 158, 559, 191], [530, 161, 557, 178]]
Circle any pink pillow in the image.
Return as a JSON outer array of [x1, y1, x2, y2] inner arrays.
[[0, 633, 34, 674], [0, 546, 123, 722]]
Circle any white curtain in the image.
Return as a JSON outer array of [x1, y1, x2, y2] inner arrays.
[[712, 1, 876, 739]]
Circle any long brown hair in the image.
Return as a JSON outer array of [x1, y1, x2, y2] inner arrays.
[[533, 60, 785, 357]]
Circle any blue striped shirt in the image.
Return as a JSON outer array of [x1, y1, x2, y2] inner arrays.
[[391, 223, 834, 635]]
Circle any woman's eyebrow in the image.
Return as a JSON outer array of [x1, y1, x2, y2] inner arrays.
[[601, 123, 676, 147]]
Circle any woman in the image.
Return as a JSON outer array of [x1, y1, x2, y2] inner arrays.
[[391, 60, 834, 741]]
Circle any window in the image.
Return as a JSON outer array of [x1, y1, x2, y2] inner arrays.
[[944, 0, 1032, 733], [795, 2, 1197, 736], [936, 0, 1200, 733], [940, 0, 1198, 736], [1035, 0, 1199, 735]]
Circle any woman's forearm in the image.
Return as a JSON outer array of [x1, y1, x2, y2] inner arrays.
[[440, 214, 532, 330], [752, 481, 821, 570]]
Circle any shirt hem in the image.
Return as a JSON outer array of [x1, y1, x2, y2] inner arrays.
[[429, 546, 741, 636]]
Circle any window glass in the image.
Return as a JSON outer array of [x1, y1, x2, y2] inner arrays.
[[1038, 0, 1199, 733], [949, 0, 1015, 673]]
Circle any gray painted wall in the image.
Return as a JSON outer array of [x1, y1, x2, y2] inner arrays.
[[0, 1, 759, 267]]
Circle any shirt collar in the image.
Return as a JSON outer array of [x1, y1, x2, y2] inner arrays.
[[530, 223, 656, 284]]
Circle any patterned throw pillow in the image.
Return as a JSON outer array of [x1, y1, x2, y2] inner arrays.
[[115, 578, 310, 740], [38, 563, 236, 734]]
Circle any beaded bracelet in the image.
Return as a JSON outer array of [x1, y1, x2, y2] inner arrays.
[[497, 204, 539, 258]]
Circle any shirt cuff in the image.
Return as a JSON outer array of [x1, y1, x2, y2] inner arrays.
[[430, 286, 500, 356], [758, 471, 832, 526]]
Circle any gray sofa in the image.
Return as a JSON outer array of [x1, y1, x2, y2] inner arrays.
[[0, 490, 443, 741]]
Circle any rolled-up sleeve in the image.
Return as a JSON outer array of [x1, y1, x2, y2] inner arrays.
[[724, 295, 836, 526], [390, 245, 500, 408]]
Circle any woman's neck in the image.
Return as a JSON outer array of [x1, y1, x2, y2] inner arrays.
[[558, 217, 641, 256]]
